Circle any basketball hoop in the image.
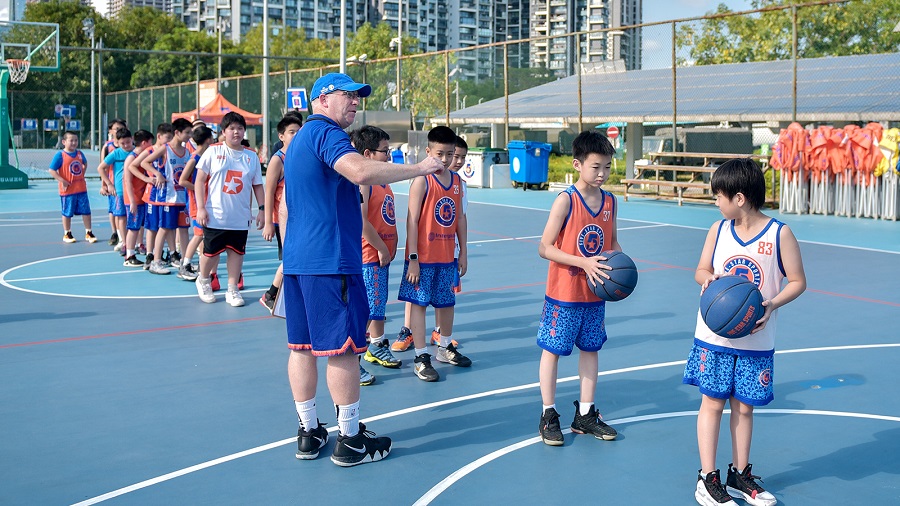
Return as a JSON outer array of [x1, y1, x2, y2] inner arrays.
[[6, 59, 30, 84]]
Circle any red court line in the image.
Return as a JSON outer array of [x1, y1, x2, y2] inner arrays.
[[0, 315, 272, 350], [807, 288, 900, 307]]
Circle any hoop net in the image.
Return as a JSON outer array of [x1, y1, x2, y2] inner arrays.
[[6, 59, 30, 84]]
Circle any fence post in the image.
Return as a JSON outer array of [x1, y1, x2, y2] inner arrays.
[[791, 5, 798, 122], [503, 43, 509, 148], [576, 32, 583, 133], [444, 51, 450, 126], [671, 21, 677, 155]]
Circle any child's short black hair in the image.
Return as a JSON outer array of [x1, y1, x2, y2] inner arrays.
[[427, 125, 456, 146], [172, 118, 193, 133], [108, 119, 126, 130], [349, 125, 390, 155], [572, 130, 615, 163], [710, 158, 766, 210], [133, 129, 153, 145], [63, 130, 79, 141], [455, 135, 468, 150], [157, 123, 174, 136], [191, 125, 213, 146], [240, 139, 251, 148], [221, 112, 247, 131], [115, 128, 132, 140], [277, 114, 303, 134]]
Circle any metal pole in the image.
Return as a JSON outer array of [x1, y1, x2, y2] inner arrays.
[[791, 5, 798, 122], [339, 0, 347, 73], [98, 38, 103, 139], [444, 51, 450, 125], [217, 23, 223, 87], [503, 43, 509, 145], [396, 0, 402, 112], [263, 0, 270, 152], [195, 55, 200, 111], [576, 33, 583, 132], [671, 21, 677, 155], [90, 32, 95, 149]]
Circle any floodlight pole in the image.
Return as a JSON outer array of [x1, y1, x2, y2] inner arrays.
[[262, 0, 270, 153], [339, 0, 347, 73], [83, 18, 96, 150], [396, 1, 402, 111]]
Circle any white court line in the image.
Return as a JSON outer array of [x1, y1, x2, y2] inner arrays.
[[413, 408, 900, 505], [69, 343, 900, 505]]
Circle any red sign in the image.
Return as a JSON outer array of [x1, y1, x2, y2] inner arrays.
[[606, 126, 619, 139]]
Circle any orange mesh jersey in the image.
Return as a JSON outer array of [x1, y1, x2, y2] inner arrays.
[[408, 172, 462, 266], [362, 184, 398, 265]]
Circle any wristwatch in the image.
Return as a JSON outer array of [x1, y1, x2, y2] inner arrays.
[[258, 205, 265, 211], [408, 253, 418, 261]]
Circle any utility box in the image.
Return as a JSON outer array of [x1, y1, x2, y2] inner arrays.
[[508, 140, 552, 190], [462, 148, 508, 188]]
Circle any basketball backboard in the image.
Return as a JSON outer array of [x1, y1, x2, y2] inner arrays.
[[0, 20, 60, 72]]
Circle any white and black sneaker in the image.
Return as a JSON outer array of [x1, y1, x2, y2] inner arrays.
[[726, 463, 777, 506], [696, 469, 738, 506], [330, 423, 391, 467], [435, 343, 472, 367], [296, 421, 329, 460], [413, 353, 440, 382]]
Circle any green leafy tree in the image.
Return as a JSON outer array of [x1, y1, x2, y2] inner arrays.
[[679, 0, 900, 65]]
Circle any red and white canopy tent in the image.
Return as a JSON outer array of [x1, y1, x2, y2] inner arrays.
[[171, 93, 263, 126]]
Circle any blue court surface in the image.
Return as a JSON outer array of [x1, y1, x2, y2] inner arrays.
[[1, 180, 898, 505]]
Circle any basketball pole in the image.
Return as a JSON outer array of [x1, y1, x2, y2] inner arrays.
[[0, 69, 28, 189]]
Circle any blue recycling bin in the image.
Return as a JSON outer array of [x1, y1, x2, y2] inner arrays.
[[507, 140, 551, 190], [391, 148, 405, 164]]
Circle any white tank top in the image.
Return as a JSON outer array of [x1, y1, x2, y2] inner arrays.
[[694, 218, 786, 356]]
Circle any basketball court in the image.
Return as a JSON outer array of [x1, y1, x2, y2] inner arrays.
[[2, 179, 898, 505]]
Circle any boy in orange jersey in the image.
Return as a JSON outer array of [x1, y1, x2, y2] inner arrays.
[[178, 125, 215, 281], [396, 126, 471, 382], [259, 114, 302, 312], [536, 130, 619, 447], [121, 129, 154, 266], [128, 123, 174, 270], [49, 131, 96, 244], [351, 125, 403, 386]]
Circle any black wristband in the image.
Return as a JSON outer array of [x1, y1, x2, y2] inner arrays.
[[258, 205, 265, 211]]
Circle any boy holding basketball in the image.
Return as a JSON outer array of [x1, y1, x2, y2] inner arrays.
[[397, 125, 471, 382], [685, 158, 806, 506], [537, 130, 619, 447]]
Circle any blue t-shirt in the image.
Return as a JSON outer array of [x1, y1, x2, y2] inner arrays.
[[282, 114, 360, 275], [103, 147, 134, 195]]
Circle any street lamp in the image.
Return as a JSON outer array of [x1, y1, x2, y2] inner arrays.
[[384, 1, 402, 111], [217, 16, 230, 86], [82, 18, 95, 150], [347, 54, 369, 111]]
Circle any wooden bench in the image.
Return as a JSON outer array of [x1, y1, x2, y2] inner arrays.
[[622, 179, 711, 205]]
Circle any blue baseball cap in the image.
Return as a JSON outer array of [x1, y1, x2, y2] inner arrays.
[[310, 73, 372, 101]]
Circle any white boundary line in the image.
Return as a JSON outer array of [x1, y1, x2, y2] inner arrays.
[[413, 408, 900, 505], [69, 343, 900, 506]]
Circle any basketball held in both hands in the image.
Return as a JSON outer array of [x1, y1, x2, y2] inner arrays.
[[587, 251, 638, 302], [699, 275, 764, 339]]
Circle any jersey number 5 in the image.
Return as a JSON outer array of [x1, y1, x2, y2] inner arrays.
[[223, 170, 244, 195]]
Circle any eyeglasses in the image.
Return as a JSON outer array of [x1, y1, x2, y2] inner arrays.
[[338, 91, 360, 100], [372, 149, 391, 154]]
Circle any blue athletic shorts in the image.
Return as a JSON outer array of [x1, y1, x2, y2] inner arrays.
[[144, 204, 161, 231], [537, 301, 607, 356], [146, 205, 182, 230], [284, 274, 369, 356], [111, 195, 126, 217], [363, 263, 390, 321], [682, 342, 774, 406], [60, 192, 91, 218], [126, 203, 146, 231], [107, 194, 116, 214], [452, 258, 461, 293], [398, 262, 456, 308]]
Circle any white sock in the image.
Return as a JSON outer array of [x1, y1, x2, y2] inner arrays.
[[542, 404, 556, 413], [336, 401, 360, 437], [295, 398, 317, 431], [440, 334, 452, 347], [370, 333, 383, 343], [415, 347, 427, 357], [579, 402, 593, 416], [127, 249, 135, 257], [434, 326, 440, 334], [227, 284, 237, 291]]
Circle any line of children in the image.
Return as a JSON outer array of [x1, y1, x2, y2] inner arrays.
[[128, 123, 172, 269], [102, 119, 127, 247], [97, 127, 135, 255], [121, 129, 154, 266], [50, 131, 97, 244], [178, 125, 216, 281]]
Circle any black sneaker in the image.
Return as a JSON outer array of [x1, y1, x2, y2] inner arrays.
[[330, 422, 391, 467], [169, 251, 182, 267], [435, 343, 472, 367], [107, 232, 118, 246], [570, 401, 617, 440], [123, 255, 143, 267], [259, 291, 276, 314], [413, 353, 439, 382], [296, 421, 329, 460], [539, 407, 564, 446], [143, 252, 154, 270], [696, 469, 738, 506], [63, 231, 76, 243], [726, 463, 776, 506]]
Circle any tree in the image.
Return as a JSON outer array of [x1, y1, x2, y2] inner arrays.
[[679, 0, 900, 65]]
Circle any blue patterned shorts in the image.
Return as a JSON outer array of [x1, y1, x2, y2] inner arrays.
[[60, 192, 91, 218], [398, 263, 456, 308], [537, 301, 607, 356], [682, 343, 774, 406], [362, 263, 390, 321], [126, 203, 146, 231], [110, 195, 126, 217]]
